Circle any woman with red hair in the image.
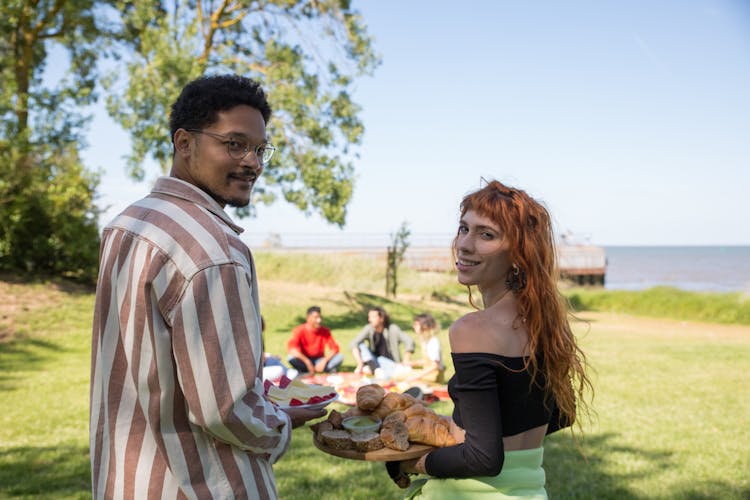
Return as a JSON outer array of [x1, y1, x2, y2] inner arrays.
[[389, 180, 592, 498]]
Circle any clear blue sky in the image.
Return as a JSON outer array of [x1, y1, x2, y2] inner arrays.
[[82, 0, 750, 246]]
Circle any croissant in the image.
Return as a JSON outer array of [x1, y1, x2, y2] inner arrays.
[[405, 416, 457, 447], [356, 384, 387, 410], [371, 392, 417, 420]]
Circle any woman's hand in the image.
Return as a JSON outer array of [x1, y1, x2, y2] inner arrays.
[[385, 461, 411, 489], [400, 454, 427, 474]]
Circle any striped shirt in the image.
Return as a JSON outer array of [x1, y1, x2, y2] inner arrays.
[[90, 176, 291, 499]]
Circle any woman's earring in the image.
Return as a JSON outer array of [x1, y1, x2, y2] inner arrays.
[[505, 264, 527, 292]]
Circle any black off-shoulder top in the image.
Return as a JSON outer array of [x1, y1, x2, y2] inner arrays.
[[424, 352, 569, 478]]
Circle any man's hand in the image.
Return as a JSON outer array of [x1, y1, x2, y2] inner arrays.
[[354, 362, 364, 374], [282, 406, 326, 428]]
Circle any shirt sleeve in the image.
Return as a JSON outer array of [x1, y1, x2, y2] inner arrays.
[[425, 356, 504, 478], [170, 264, 291, 462], [395, 326, 416, 353], [349, 327, 370, 350]]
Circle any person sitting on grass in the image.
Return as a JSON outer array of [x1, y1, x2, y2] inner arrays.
[[351, 306, 415, 378], [261, 316, 294, 381], [287, 306, 343, 374], [404, 313, 445, 384]]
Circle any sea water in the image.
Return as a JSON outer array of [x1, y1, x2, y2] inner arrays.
[[603, 246, 750, 292]]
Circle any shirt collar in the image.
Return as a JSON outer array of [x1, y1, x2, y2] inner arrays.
[[150, 176, 244, 234]]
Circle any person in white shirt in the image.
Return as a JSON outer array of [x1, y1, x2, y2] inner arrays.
[[405, 313, 445, 384]]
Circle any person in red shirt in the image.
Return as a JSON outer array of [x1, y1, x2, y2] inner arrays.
[[287, 306, 343, 374]]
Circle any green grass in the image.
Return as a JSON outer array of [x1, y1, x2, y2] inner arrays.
[[1, 259, 749, 499], [565, 286, 750, 325]]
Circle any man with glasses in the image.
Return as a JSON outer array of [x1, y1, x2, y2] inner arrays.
[[90, 74, 323, 499]]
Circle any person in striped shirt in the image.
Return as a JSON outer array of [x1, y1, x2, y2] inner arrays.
[[90, 74, 325, 499]]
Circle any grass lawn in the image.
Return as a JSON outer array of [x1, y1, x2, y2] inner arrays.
[[1, 260, 749, 499]]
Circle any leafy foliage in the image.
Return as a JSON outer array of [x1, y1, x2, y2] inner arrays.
[[105, 0, 380, 225], [0, 0, 106, 283]]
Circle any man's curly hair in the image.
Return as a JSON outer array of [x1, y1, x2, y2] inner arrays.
[[169, 74, 272, 144]]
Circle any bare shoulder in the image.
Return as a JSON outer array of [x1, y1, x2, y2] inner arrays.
[[449, 306, 530, 357], [449, 311, 491, 353]]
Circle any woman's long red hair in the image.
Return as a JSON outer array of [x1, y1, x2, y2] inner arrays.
[[454, 180, 592, 431]]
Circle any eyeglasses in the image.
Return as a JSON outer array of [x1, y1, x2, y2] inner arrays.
[[186, 129, 276, 164]]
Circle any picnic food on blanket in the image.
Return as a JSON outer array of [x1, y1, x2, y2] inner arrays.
[[356, 383, 387, 410], [263, 374, 336, 407]]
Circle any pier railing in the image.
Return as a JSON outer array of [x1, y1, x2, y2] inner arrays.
[[244, 232, 606, 284]]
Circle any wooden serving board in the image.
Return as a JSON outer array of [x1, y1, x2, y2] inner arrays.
[[313, 434, 434, 462]]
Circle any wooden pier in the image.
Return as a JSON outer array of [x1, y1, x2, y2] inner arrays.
[[251, 233, 607, 286]]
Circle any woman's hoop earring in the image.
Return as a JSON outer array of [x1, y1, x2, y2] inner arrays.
[[505, 264, 527, 292]]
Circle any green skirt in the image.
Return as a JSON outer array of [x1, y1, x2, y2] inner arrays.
[[406, 447, 547, 499]]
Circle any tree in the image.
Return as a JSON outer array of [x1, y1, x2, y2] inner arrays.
[[385, 221, 410, 298], [0, 0, 105, 282], [105, 0, 380, 225]]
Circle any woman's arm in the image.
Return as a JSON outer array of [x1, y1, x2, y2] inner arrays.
[[422, 317, 505, 478]]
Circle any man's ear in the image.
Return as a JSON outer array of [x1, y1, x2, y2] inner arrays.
[[173, 129, 193, 157]]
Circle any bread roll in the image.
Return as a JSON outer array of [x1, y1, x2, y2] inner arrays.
[[342, 406, 369, 419], [356, 384, 387, 410], [383, 410, 407, 426], [310, 420, 333, 435], [327, 409, 345, 429], [380, 419, 410, 451], [403, 403, 435, 419]]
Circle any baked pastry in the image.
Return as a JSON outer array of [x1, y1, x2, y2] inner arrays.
[[351, 431, 385, 452], [327, 409, 345, 429], [321, 429, 353, 450], [356, 384, 387, 410], [403, 403, 435, 419], [380, 419, 410, 451], [383, 410, 406, 426], [405, 416, 457, 447], [371, 392, 417, 420], [310, 420, 333, 435], [342, 406, 369, 419]]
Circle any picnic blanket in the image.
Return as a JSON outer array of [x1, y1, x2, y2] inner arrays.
[[299, 372, 449, 406]]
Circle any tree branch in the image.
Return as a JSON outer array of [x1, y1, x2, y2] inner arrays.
[[219, 13, 247, 29], [31, 0, 65, 40], [198, 0, 234, 64]]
